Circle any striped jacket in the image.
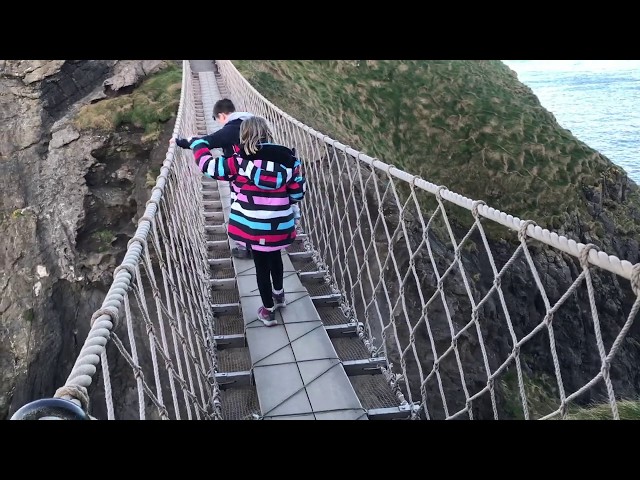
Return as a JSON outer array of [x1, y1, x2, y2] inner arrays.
[[190, 139, 306, 251]]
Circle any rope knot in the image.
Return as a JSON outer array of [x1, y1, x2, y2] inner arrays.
[[579, 243, 598, 271], [90, 306, 120, 329], [518, 220, 537, 243], [133, 366, 144, 381], [601, 357, 611, 374], [138, 215, 155, 226], [385, 162, 395, 175], [559, 401, 569, 418], [127, 235, 148, 250], [471, 200, 486, 219], [114, 263, 136, 279], [54, 385, 90, 414], [435, 185, 447, 201], [145, 198, 160, 210]]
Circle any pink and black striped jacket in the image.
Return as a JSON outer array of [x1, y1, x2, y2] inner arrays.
[[189, 139, 306, 251]]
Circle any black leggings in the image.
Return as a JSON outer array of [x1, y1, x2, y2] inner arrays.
[[251, 249, 284, 308]]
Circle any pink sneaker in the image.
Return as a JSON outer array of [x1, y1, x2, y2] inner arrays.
[[257, 306, 277, 327]]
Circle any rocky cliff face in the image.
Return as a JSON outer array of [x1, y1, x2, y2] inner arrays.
[[0, 60, 176, 419]]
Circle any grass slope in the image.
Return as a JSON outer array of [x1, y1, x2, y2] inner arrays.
[[232, 60, 640, 242]]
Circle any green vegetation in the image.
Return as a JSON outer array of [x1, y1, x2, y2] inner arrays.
[[500, 367, 640, 420], [22, 309, 35, 322], [566, 399, 640, 420], [231, 60, 640, 243], [92, 229, 114, 252], [11, 208, 33, 219], [146, 166, 161, 188], [74, 63, 182, 143], [500, 368, 559, 419]]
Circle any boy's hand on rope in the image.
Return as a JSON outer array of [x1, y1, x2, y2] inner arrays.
[[174, 137, 193, 149]]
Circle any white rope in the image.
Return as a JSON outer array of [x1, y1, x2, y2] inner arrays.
[[53, 60, 219, 419], [216, 60, 636, 282], [218, 59, 640, 420], [49, 59, 639, 421]]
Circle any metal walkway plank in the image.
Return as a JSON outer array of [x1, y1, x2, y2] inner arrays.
[[194, 61, 367, 419], [298, 358, 367, 414], [252, 363, 313, 416]]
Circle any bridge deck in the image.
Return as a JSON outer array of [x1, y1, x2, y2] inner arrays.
[[193, 61, 367, 419]]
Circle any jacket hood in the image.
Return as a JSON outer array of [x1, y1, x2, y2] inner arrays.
[[241, 143, 299, 190], [227, 112, 254, 123]]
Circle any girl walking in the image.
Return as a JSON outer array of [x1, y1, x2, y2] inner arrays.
[[179, 116, 306, 325]]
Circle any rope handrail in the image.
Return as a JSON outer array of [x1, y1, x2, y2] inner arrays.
[[12, 59, 639, 420], [215, 60, 636, 282], [38, 60, 220, 419], [217, 59, 640, 420]]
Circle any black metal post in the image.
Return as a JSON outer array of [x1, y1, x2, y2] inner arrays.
[[10, 398, 90, 420]]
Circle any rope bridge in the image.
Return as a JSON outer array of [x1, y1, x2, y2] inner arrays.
[[12, 60, 640, 420]]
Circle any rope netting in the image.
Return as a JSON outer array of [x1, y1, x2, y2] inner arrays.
[[41, 59, 640, 420], [52, 61, 221, 419], [216, 60, 640, 420]]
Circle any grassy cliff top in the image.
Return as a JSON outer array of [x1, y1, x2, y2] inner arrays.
[[232, 60, 640, 241], [73, 63, 182, 143]]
